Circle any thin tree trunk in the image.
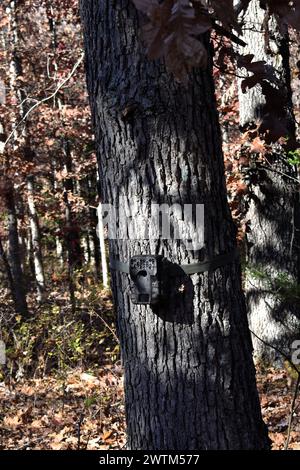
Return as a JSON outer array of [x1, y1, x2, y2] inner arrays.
[[51, 158, 64, 266], [90, 209, 101, 280], [3, 182, 28, 317], [8, 0, 45, 302], [56, 237, 64, 266], [82, 235, 91, 264], [4, 0, 28, 316], [97, 202, 109, 289], [27, 175, 45, 301], [0, 121, 25, 317], [0, 234, 15, 302], [63, 186, 76, 315], [86, 175, 102, 280], [237, 0, 300, 364], [79, 176, 101, 277], [62, 138, 81, 314], [81, 0, 269, 450], [62, 137, 83, 271]]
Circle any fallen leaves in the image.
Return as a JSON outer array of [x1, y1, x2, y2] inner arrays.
[[257, 367, 300, 450], [249, 136, 266, 155], [0, 366, 125, 450], [1, 364, 299, 450]]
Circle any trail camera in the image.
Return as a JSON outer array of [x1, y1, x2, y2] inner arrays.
[[129, 255, 164, 305], [113, 249, 240, 306]]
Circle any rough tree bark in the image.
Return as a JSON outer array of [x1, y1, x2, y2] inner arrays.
[[237, 0, 300, 364], [80, 0, 270, 450]]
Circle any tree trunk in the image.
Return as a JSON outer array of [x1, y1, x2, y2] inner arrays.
[[90, 209, 101, 280], [61, 138, 81, 314], [5, 0, 28, 316], [97, 202, 109, 289], [3, 182, 28, 317], [0, 125, 26, 317], [79, 175, 102, 279], [87, 175, 102, 280], [62, 137, 83, 272], [27, 175, 45, 302], [7, 0, 45, 302], [237, 0, 300, 364], [51, 158, 65, 266], [56, 237, 64, 266], [0, 234, 15, 302], [80, 0, 269, 450], [82, 235, 90, 264]]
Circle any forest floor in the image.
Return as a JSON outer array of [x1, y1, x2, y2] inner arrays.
[[0, 364, 126, 450], [0, 364, 299, 450]]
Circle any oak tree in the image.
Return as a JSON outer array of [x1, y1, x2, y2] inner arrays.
[[80, 0, 271, 450]]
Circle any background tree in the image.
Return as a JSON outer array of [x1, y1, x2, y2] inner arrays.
[[235, 0, 300, 363], [0, 0, 104, 309], [0, 0, 114, 375]]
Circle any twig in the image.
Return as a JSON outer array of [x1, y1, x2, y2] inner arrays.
[[249, 329, 300, 375], [78, 306, 119, 344], [284, 373, 300, 450], [97, 311, 119, 344], [3, 53, 84, 150], [77, 412, 85, 451], [249, 329, 300, 450], [213, 22, 247, 47], [83, 430, 93, 450], [259, 161, 300, 186]]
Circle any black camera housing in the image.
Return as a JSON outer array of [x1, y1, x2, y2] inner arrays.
[[129, 255, 165, 305]]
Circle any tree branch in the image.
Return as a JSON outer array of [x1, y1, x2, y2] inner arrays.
[[249, 328, 300, 450], [3, 53, 84, 151], [213, 22, 247, 48], [249, 329, 300, 375], [285, 373, 300, 450]]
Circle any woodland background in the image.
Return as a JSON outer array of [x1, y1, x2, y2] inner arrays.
[[0, 0, 300, 450]]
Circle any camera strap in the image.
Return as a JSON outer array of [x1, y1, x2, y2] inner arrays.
[[110, 248, 239, 275]]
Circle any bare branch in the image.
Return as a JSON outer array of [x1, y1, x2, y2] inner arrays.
[[2, 53, 84, 152], [285, 373, 300, 450]]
